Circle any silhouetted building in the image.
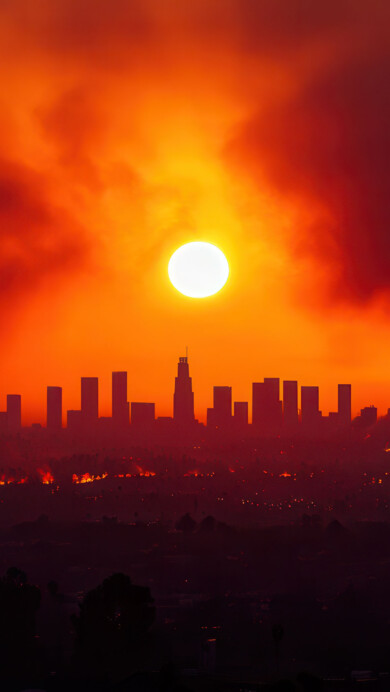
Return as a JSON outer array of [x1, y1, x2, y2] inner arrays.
[[0, 411, 7, 433], [234, 401, 248, 427], [328, 411, 339, 426], [131, 403, 155, 429], [252, 378, 282, 433], [206, 407, 215, 427], [301, 386, 321, 431], [338, 384, 352, 427], [264, 377, 279, 403], [156, 416, 173, 424], [360, 405, 377, 427], [112, 372, 129, 430], [155, 416, 173, 429], [283, 380, 298, 431], [252, 382, 265, 429], [67, 409, 82, 433], [7, 394, 21, 432], [47, 386, 62, 430], [81, 377, 98, 432], [210, 386, 232, 428], [173, 356, 194, 427]]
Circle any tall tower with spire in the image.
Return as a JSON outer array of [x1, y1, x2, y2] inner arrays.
[[173, 355, 195, 426]]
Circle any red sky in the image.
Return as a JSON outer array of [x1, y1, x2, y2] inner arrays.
[[0, 0, 389, 423]]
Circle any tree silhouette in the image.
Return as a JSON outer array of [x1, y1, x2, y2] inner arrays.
[[175, 513, 197, 533], [0, 567, 41, 682], [198, 515, 216, 532], [326, 519, 346, 541], [72, 572, 155, 679]]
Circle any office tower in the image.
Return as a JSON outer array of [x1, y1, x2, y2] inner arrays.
[[7, 394, 21, 432], [212, 386, 232, 428], [338, 384, 352, 427], [283, 381, 298, 430], [360, 406, 377, 427], [131, 402, 155, 428], [252, 378, 282, 433], [322, 411, 339, 432], [252, 382, 265, 428], [47, 386, 62, 430], [0, 412, 7, 433], [173, 356, 194, 426], [301, 386, 320, 430], [81, 377, 99, 431], [234, 401, 248, 426], [207, 407, 216, 427], [112, 372, 129, 430], [264, 378, 283, 431], [264, 378, 279, 403]]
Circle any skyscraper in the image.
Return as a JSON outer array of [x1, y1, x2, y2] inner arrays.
[[212, 386, 232, 428], [0, 412, 7, 433], [173, 356, 194, 426], [264, 378, 280, 403], [47, 386, 62, 430], [252, 379, 282, 433], [112, 372, 129, 430], [131, 402, 155, 428], [338, 384, 352, 427], [301, 386, 320, 430], [252, 382, 266, 428], [359, 405, 377, 427], [81, 377, 98, 431], [283, 380, 298, 430], [234, 401, 248, 427], [264, 378, 283, 432], [7, 394, 21, 432]]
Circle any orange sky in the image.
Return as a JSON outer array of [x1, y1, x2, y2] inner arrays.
[[0, 0, 389, 423]]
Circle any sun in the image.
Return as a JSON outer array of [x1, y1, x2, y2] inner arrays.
[[168, 241, 229, 298]]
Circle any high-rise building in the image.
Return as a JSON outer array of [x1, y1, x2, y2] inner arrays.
[[301, 386, 321, 430], [264, 378, 279, 403], [81, 377, 98, 431], [359, 405, 377, 427], [7, 394, 21, 432], [173, 356, 194, 426], [112, 372, 129, 430], [338, 384, 352, 427], [47, 386, 62, 430], [206, 408, 215, 427], [252, 382, 266, 428], [252, 378, 282, 433], [131, 402, 155, 428], [211, 386, 232, 428], [264, 378, 283, 432], [67, 409, 82, 433], [283, 381, 298, 430], [234, 401, 248, 427], [0, 412, 7, 433], [327, 411, 339, 431]]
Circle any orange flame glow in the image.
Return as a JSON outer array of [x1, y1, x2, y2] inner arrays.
[[38, 469, 54, 484]]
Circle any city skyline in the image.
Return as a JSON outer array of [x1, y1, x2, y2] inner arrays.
[[0, 355, 382, 432]]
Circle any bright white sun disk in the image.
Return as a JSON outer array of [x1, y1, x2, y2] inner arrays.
[[168, 242, 229, 298]]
